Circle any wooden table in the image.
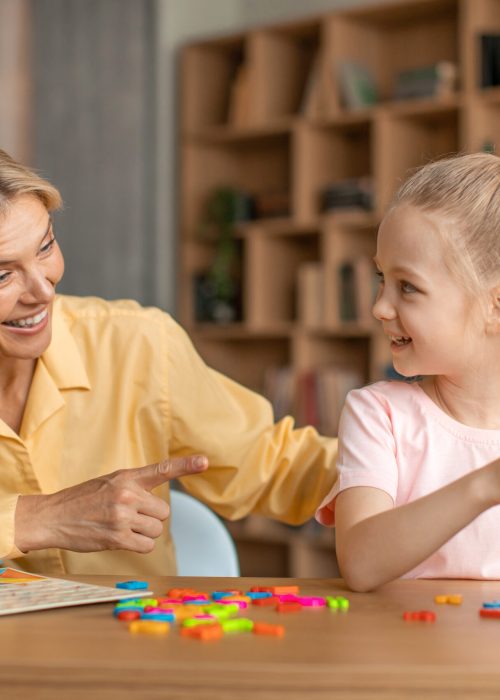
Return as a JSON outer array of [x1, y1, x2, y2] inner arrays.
[[2, 575, 500, 699]]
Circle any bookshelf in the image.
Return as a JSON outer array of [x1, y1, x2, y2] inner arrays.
[[178, 0, 500, 577]]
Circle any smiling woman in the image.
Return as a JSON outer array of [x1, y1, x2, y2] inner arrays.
[[0, 148, 338, 577]]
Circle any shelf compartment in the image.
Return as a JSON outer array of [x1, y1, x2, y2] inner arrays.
[[180, 18, 323, 132], [462, 0, 500, 92], [249, 20, 323, 124], [322, 218, 378, 328], [292, 334, 370, 434], [180, 35, 246, 131], [182, 133, 292, 236], [323, 0, 459, 115], [293, 332, 370, 377], [191, 334, 290, 394], [374, 104, 460, 213], [463, 98, 500, 153], [293, 121, 373, 222], [244, 227, 320, 327]]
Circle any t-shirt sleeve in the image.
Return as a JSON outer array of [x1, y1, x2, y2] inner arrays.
[[315, 386, 398, 527]]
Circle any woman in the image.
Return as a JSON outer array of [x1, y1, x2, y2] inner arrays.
[[0, 148, 338, 576]]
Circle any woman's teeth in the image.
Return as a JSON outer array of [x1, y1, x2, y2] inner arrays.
[[3, 309, 48, 328]]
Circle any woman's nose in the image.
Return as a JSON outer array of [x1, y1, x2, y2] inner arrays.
[[19, 269, 54, 305]]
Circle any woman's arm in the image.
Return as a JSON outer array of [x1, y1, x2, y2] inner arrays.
[[335, 459, 500, 591]]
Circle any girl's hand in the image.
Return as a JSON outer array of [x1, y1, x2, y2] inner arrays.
[[14, 455, 208, 554]]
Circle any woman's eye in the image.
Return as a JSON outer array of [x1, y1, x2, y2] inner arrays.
[[0, 271, 11, 283], [375, 271, 384, 283], [40, 237, 55, 254]]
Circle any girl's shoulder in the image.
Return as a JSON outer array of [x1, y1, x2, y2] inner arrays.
[[348, 379, 422, 407], [344, 380, 428, 430]]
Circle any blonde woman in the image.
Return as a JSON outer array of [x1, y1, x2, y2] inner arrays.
[[0, 148, 338, 576]]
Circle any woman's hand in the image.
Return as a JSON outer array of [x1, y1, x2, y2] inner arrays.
[[14, 455, 208, 554]]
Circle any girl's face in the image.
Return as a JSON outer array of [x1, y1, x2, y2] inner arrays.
[[372, 204, 485, 379], [0, 194, 64, 362]]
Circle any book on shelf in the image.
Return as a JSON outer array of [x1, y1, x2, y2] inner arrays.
[[337, 256, 378, 326], [337, 61, 378, 111], [300, 53, 324, 119], [297, 262, 324, 328], [262, 363, 365, 436], [480, 34, 500, 88], [252, 190, 290, 219], [320, 177, 373, 213], [263, 365, 294, 422], [393, 62, 457, 100], [227, 64, 251, 126], [295, 365, 364, 436], [316, 365, 364, 436]]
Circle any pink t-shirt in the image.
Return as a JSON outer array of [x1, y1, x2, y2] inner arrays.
[[316, 380, 500, 579]]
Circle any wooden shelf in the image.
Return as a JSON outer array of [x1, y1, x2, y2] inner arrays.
[[184, 118, 295, 144], [189, 322, 294, 339], [178, 0, 500, 577], [477, 85, 500, 105]]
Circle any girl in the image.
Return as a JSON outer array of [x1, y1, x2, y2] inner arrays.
[[316, 152, 500, 591]]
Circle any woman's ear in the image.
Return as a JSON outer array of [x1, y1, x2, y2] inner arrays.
[[486, 286, 500, 334]]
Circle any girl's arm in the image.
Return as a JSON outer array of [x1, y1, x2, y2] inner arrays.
[[335, 459, 500, 592]]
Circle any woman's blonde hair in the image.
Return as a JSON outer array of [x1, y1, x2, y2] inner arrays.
[[0, 148, 62, 215], [392, 152, 500, 293]]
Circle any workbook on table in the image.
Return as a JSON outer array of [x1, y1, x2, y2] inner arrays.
[[0, 566, 152, 616]]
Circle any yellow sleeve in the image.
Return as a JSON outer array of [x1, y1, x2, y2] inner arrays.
[[0, 494, 24, 559], [166, 317, 338, 524]]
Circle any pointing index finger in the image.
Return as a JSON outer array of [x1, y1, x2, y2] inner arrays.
[[133, 455, 208, 491]]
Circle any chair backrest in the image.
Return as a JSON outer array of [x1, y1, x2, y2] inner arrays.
[[169, 490, 240, 577]]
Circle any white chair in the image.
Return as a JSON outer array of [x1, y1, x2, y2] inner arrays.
[[169, 490, 240, 577]]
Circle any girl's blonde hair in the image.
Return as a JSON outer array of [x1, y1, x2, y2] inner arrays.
[[0, 148, 62, 215], [392, 152, 500, 292]]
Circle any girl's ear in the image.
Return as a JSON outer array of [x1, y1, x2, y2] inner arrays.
[[486, 286, 500, 334]]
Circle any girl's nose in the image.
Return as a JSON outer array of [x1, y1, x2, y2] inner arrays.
[[372, 287, 397, 322]]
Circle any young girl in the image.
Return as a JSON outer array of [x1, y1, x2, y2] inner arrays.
[[316, 152, 500, 591]]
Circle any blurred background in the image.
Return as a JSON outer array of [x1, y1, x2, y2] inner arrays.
[[0, 0, 379, 309], [2, 0, 498, 576]]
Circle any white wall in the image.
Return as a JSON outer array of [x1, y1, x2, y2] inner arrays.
[[155, 0, 384, 313]]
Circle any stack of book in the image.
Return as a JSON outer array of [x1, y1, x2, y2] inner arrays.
[[393, 61, 457, 100], [296, 366, 364, 435], [263, 365, 364, 436], [320, 178, 373, 213]]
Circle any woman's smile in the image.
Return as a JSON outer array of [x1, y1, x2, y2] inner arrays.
[[1, 307, 49, 333]]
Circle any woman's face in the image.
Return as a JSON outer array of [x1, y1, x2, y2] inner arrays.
[[0, 194, 64, 362]]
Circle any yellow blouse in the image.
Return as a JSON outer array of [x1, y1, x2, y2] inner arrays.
[[0, 295, 338, 575]]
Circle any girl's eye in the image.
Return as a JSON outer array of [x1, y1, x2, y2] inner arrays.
[[375, 271, 384, 283], [401, 280, 417, 293], [39, 237, 55, 254]]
